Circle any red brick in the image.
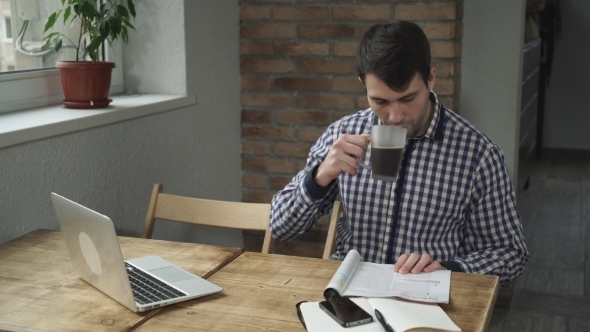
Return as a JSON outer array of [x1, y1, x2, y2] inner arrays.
[[240, 6, 270, 20], [242, 141, 271, 155], [298, 24, 355, 39], [423, 23, 459, 40], [242, 173, 268, 189], [242, 157, 296, 174], [275, 42, 329, 56], [276, 110, 331, 125], [241, 93, 295, 107], [240, 42, 272, 55], [431, 61, 452, 78], [433, 78, 456, 96], [394, 3, 460, 20], [299, 94, 355, 110], [241, 24, 294, 39], [241, 59, 294, 73], [242, 126, 295, 140], [242, 109, 273, 124], [453, 62, 461, 76], [357, 95, 369, 110], [333, 5, 391, 21], [242, 190, 276, 204], [269, 175, 293, 190], [333, 111, 354, 121], [296, 159, 308, 171], [274, 77, 330, 91], [273, 6, 329, 20], [333, 76, 365, 93], [241, 76, 271, 91], [430, 41, 461, 58], [358, 24, 373, 39], [298, 59, 354, 74], [440, 96, 456, 111], [296, 128, 326, 142], [274, 142, 313, 158], [333, 42, 358, 57]]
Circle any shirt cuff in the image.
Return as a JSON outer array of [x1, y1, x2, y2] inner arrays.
[[440, 261, 464, 272], [304, 164, 336, 199]]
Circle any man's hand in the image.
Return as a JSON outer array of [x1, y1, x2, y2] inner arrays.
[[393, 253, 447, 274], [314, 134, 371, 187]]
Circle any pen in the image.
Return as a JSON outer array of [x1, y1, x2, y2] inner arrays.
[[374, 309, 395, 332]]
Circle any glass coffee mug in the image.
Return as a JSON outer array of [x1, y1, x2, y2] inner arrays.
[[359, 125, 407, 182]]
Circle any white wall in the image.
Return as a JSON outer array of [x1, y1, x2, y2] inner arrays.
[[0, 0, 242, 246], [460, 0, 526, 183], [543, 0, 590, 149]]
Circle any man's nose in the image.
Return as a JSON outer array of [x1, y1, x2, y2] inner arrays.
[[386, 103, 403, 124]]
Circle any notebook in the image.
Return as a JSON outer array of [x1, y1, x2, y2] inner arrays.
[[50, 192, 223, 312]]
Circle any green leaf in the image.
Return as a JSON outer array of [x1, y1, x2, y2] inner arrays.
[[73, 4, 81, 15], [43, 32, 60, 43], [124, 20, 135, 31], [109, 16, 121, 35], [54, 36, 63, 52], [122, 27, 128, 44], [128, 0, 136, 18], [100, 21, 110, 39], [44, 12, 59, 33], [117, 5, 129, 19], [61, 0, 66, 5], [84, 37, 103, 61], [63, 6, 71, 24]]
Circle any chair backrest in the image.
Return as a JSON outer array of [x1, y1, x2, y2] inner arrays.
[[142, 184, 274, 254], [323, 200, 342, 259]]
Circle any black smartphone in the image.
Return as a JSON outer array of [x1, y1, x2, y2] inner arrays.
[[319, 297, 373, 328]]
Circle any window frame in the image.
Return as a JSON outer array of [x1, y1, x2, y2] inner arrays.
[[0, 1, 124, 115]]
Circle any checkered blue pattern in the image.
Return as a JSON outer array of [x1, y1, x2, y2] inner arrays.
[[270, 92, 529, 285]]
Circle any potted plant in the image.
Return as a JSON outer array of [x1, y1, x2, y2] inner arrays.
[[44, 0, 137, 109]]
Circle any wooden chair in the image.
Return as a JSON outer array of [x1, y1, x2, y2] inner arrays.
[[142, 184, 274, 254], [323, 200, 343, 259]]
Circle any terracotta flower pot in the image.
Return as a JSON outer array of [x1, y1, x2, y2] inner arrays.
[[55, 61, 115, 109]]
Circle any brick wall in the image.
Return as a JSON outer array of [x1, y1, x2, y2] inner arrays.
[[240, 0, 463, 257]]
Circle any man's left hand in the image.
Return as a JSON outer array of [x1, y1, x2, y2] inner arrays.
[[393, 253, 447, 274]]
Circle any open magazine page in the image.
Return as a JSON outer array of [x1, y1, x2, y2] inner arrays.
[[392, 270, 451, 303], [323, 250, 362, 299], [341, 261, 451, 303]]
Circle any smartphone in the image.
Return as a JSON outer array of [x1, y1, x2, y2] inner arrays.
[[319, 297, 373, 328]]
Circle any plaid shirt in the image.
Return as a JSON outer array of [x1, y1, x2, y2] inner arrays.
[[270, 92, 529, 285]]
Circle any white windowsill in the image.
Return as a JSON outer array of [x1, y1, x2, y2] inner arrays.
[[0, 94, 196, 149]]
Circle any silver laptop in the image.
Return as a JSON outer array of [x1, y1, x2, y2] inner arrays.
[[51, 192, 223, 312]]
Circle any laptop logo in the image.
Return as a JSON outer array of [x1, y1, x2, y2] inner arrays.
[[79, 232, 102, 275]]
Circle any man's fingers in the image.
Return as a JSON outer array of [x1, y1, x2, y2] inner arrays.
[[399, 253, 421, 274], [422, 261, 443, 273], [411, 254, 433, 273], [393, 254, 409, 272]]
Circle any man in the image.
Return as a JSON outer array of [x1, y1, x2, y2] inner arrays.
[[270, 21, 528, 285]]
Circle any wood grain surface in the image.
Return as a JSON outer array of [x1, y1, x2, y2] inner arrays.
[[0, 229, 243, 332]]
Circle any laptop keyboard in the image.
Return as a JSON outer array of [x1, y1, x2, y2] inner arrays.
[[125, 262, 187, 305]]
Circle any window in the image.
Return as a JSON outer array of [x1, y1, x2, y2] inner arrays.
[[0, 0, 123, 114], [2, 17, 11, 40]]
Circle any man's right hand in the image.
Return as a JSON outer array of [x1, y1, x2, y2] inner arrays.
[[314, 134, 371, 187]]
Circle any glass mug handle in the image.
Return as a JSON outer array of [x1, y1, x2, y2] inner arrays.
[[358, 158, 371, 170]]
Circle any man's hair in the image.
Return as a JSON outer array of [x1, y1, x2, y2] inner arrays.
[[356, 21, 431, 92]]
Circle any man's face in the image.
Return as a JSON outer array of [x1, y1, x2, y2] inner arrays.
[[364, 68, 436, 138]]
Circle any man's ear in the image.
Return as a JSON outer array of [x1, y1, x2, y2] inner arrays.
[[428, 67, 436, 90]]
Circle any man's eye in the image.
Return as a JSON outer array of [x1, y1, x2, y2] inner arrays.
[[401, 97, 414, 103], [374, 100, 387, 105]]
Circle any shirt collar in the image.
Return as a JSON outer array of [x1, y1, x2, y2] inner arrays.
[[372, 91, 445, 142]]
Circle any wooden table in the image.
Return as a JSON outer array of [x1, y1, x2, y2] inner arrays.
[[0, 229, 243, 332], [138, 252, 500, 332]]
